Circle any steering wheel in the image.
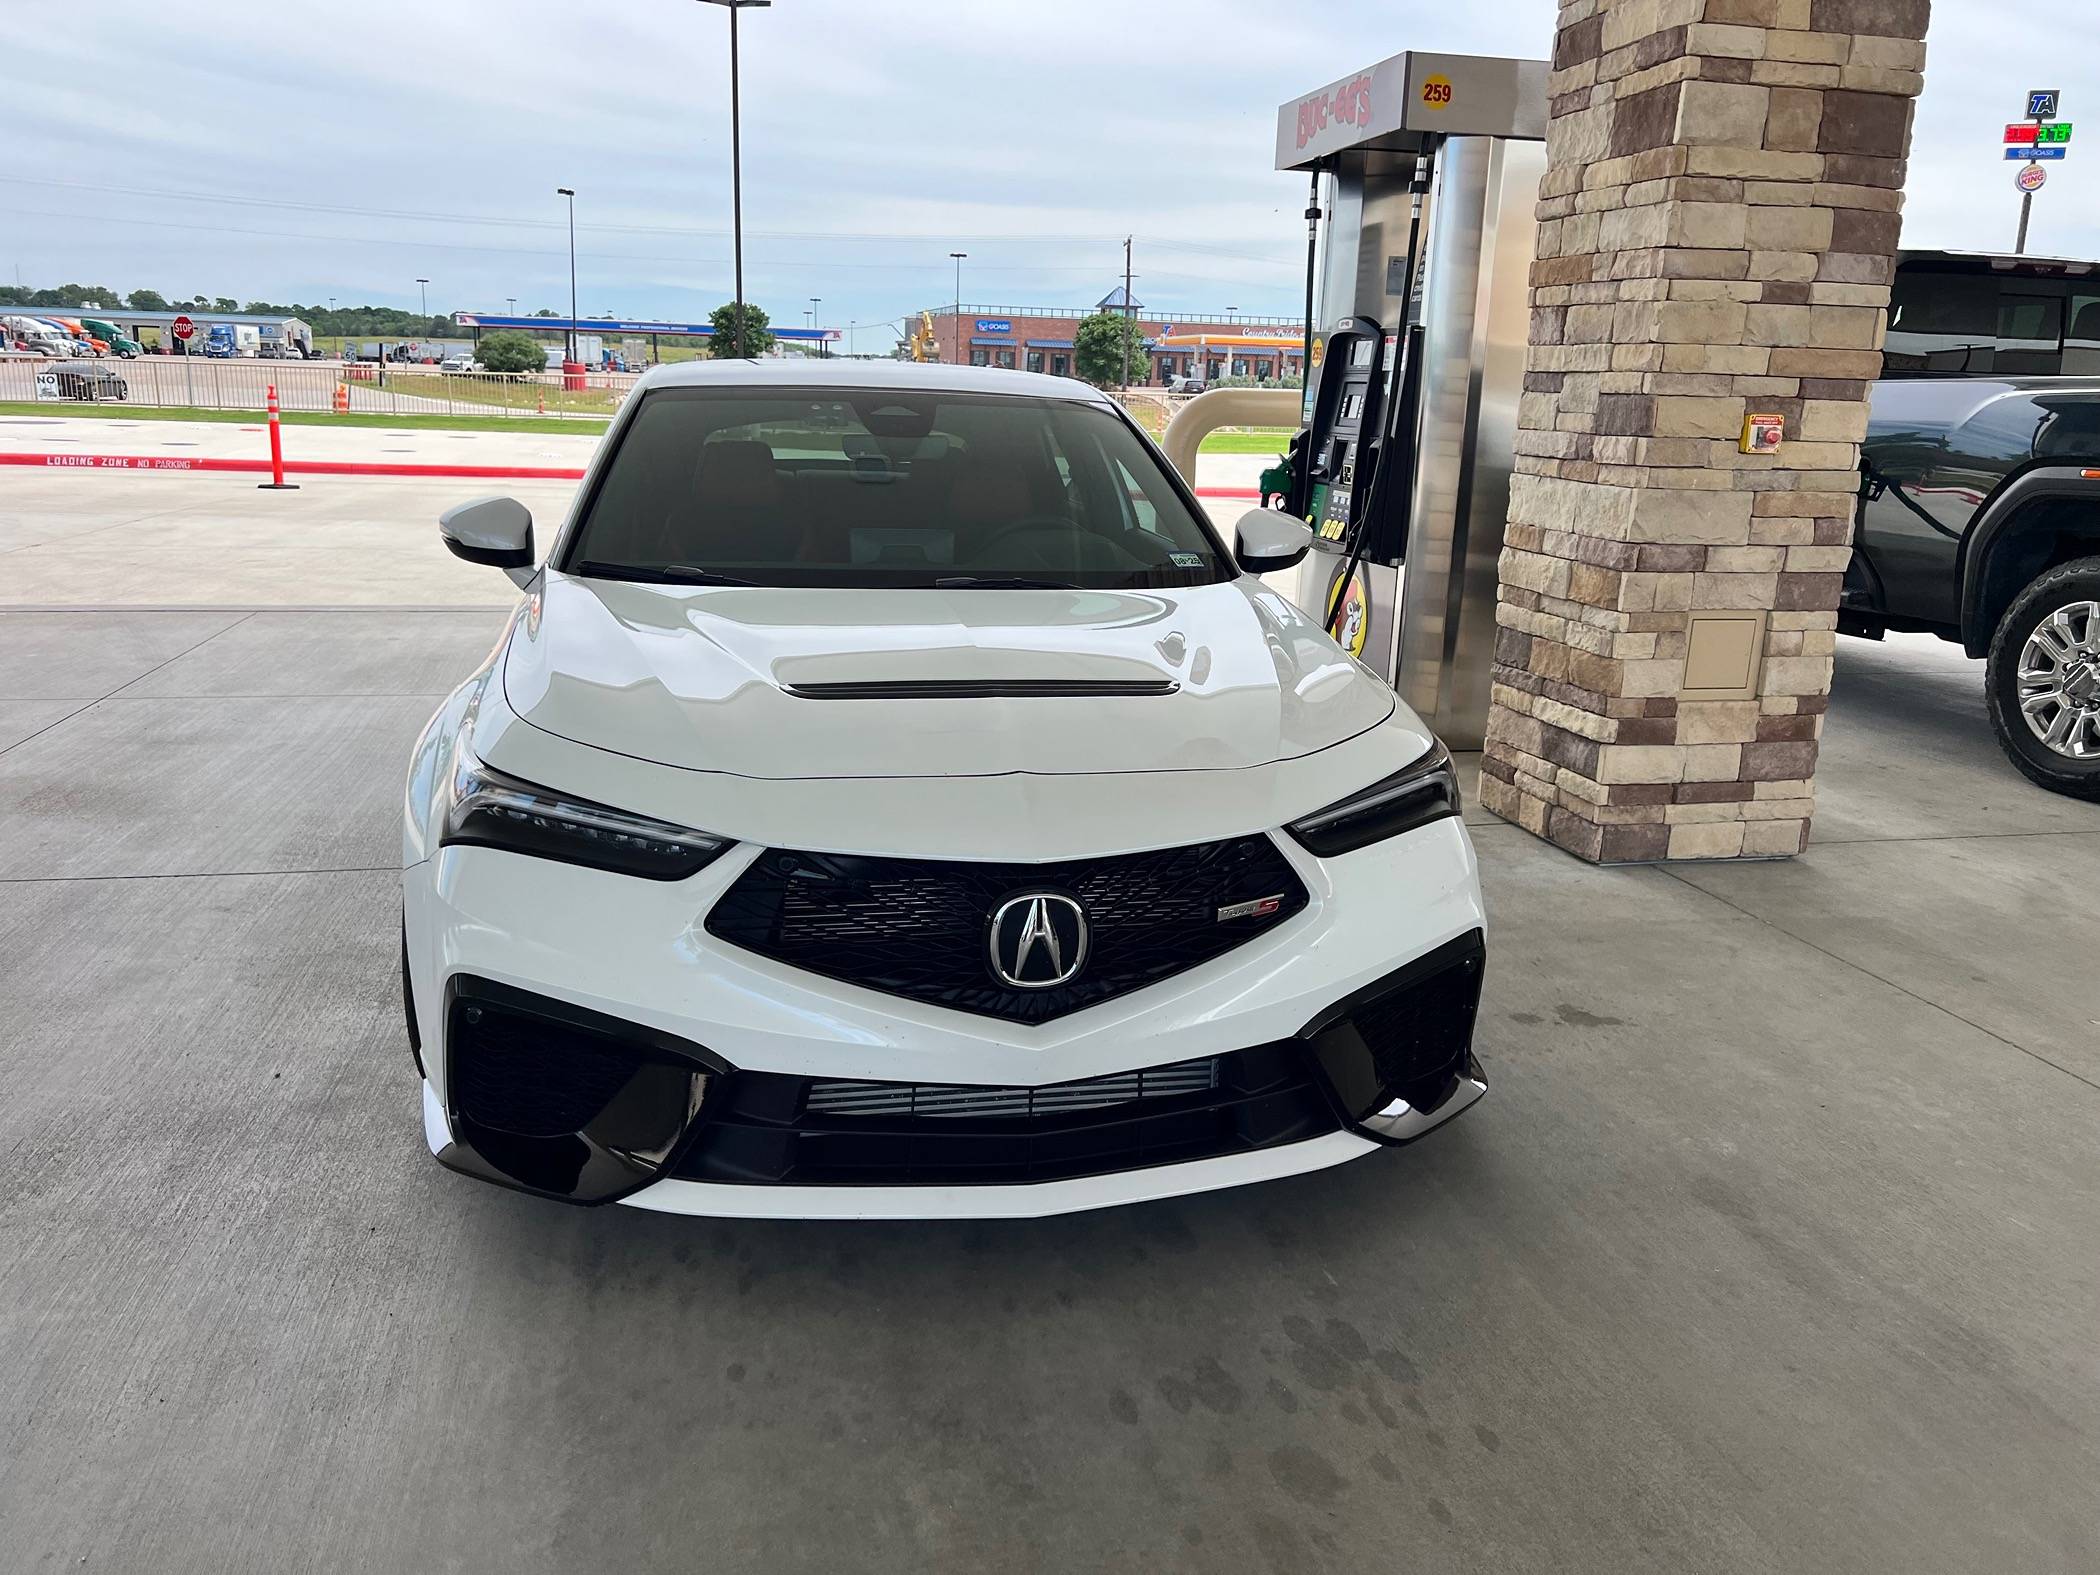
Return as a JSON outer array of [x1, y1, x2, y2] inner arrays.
[[963, 514, 1099, 567]]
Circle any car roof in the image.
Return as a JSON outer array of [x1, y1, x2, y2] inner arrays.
[[635, 357, 1116, 406]]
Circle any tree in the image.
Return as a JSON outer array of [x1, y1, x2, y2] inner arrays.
[[212, 297, 238, 313], [476, 330, 546, 374], [1075, 310, 1146, 390], [127, 289, 171, 311], [707, 301, 774, 358]]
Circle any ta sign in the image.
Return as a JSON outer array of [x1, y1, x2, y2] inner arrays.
[[2030, 89, 2061, 120]]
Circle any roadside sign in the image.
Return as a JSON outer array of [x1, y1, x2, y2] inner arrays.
[[2030, 90, 2061, 120], [2007, 147, 2068, 161], [2037, 122, 2074, 144], [2017, 163, 2049, 193], [171, 314, 195, 342]]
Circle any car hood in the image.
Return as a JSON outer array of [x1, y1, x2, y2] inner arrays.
[[501, 571, 1399, 780]]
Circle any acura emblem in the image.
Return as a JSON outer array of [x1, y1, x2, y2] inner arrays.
[[987, 892, 1089, 990]]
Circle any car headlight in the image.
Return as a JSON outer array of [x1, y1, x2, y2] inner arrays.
[[1285, 741, 1460, 857], [440, 748, 731, 880]]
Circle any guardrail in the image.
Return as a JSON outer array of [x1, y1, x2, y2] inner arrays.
[[0, 357, 637, 421]]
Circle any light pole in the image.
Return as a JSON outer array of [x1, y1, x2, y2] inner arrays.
[[949, 251, 966, 364], [810, 295, 821, 356], [416, 277, 430, 317], [697, 0, 770, 358], [506, 296, 518, 317], [556, 187, 577, 364]]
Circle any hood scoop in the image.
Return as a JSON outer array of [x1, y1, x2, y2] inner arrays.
[[782, 678, 1181, 701], [502, 574, 1399, 778]]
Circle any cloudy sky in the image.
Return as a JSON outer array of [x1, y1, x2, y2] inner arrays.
[[6, 1, 2095, 342]]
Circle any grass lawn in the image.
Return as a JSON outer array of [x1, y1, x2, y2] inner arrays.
[[1199, 429, 1295, 455], [352, 370, 625, 416], [0, 401, 607, 435]]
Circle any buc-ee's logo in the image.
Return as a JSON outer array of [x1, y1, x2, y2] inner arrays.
[[1296, 73, 1372, 148]]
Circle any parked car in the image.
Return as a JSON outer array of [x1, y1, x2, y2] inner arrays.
[[1168, 375, 1208, 395], [45, 362, 129, 401], [439, 352, 476, 372], [1852, 251, 2100, 799], [403, 360, 1487, 1215]]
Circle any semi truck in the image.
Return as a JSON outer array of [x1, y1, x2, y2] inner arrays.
[[3, 316, 71, 356], [542, 335, 603, 369], [204, 323, 260, 358], [80, 318, 142, 358]]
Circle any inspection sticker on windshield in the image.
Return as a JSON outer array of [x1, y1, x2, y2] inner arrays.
[[1170, 552, 1205, 567]]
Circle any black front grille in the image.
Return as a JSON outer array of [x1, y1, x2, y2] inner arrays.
[[704, 836, 1309, 1024], [672, 1042, 1336, 1186]]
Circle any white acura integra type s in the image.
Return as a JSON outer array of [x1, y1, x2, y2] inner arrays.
[[402, 361, 1487, 1218]]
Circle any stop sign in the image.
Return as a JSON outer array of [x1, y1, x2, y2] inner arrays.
[[172, 315, 195, 342]]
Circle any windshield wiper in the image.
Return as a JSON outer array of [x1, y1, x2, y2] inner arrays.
[[576, 561, 756, 587], [933, 575, 1078, 590]]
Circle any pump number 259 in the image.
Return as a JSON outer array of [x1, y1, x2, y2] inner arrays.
[[1420, 75, 1454, 109]]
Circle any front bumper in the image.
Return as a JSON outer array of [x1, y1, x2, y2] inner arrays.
[[404, 817, 1488, 1219]]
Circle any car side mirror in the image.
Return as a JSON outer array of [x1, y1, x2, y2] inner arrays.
[[440, 496, 536, 590], [1233, 507, 1312, 574]]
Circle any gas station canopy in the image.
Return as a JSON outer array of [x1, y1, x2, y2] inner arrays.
[[1277, 49, 1549, 170]]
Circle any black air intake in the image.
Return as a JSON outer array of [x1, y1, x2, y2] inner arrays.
[[439, 978, 715, 1203]]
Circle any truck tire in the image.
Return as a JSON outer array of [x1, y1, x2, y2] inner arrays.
[[1985, 555, 2100, 800]]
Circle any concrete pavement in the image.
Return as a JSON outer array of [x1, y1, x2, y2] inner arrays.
[[0, 470, 2096, 1572]]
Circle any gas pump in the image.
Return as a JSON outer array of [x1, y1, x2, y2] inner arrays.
[[1296, 316, 1387, 546], [1273, 50, 1546, 749]]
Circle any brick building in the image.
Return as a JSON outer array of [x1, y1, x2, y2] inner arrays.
[[921, 287, 1305, 385]]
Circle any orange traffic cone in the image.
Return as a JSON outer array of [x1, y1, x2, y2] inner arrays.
[[332, 382, 349, 413], [536, 389, 546, 415]]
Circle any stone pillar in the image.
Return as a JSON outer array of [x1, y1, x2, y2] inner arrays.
[[1480, 0, 1929, 861]]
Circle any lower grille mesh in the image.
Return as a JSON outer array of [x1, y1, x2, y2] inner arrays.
[[672, 1042, 1335, 1186], [804, 1058, 1220, 1120]]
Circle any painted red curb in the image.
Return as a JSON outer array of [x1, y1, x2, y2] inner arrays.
[[2, 452, 1264, 497], [0, 452, 589, 480]]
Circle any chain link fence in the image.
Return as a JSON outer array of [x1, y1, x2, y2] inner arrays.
[[0, 355, 637, 421]]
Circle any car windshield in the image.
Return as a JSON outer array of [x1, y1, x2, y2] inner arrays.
[[560, 386, 1231, 590]]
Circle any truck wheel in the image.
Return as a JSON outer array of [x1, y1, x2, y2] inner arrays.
[[1986, 556, 2100, 800]]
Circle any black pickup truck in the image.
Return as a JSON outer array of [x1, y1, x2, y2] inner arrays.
[[1850, 251, 2100, 800]]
